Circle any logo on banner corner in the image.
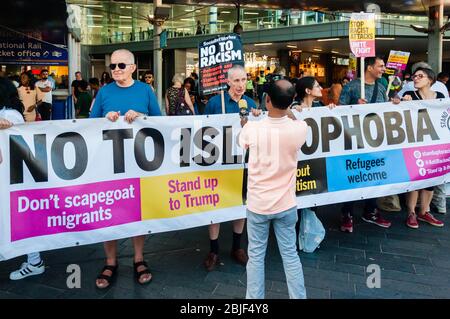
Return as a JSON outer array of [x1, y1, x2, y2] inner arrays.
[[441, 108, 450, 132]]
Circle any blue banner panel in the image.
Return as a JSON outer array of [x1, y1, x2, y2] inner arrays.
[[326, 150, 411, 192], [0, 37, 68, 66]]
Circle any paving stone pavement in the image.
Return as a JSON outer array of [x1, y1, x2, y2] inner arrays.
[[0, 199, 449, 299]]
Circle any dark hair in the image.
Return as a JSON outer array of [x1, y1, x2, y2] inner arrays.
[[414, 67, 436, 84], [437, 72, 449, 80], [295, 76, 316, 102], [19, 72, 35, 90], [364, 56, 385, 72], [267, 79, 295, 110], [88, 77, 100, 86], [0, 77, 24, 114], [183, 77, 196, 92], [141, 70, 153, 83], [290, 77, 299, 86], [40, 69, 49, 75], [100, 72, 112, 85], [190, 72, 199, 80]]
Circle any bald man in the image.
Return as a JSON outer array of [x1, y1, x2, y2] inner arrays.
[[90, 49, 161, 289], [203, 65, 261, 271]]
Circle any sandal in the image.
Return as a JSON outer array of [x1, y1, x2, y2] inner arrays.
[[133, 261, 152, 285], [95, 264, 118, 289]]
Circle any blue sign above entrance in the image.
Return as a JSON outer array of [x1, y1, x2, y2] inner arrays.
[[0, 37, 68, 66]]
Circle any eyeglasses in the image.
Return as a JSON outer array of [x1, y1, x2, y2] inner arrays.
[[109, 63, 133, 70], [145, 76, 153, 79], [412, 74, 426, 80]]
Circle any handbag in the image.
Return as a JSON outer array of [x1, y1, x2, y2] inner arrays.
[[175, 88, 192, 116], [298, 208, 325, 253], [376, 195, 401, 212]]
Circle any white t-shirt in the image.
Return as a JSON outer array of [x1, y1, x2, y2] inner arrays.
[[397, 80, 449, 98], [0, 108, 24, 163], [0, 108, 25, 125], [36, 80, 53, 104]]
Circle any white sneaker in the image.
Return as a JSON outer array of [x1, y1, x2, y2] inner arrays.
[[9, 261, 45, 280]]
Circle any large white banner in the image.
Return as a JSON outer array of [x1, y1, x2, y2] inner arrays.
[[0, 100, 449, 260]]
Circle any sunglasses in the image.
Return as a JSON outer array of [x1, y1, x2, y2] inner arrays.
[[145, 76, 153, 79], [109, 63, 133, 70], [412, 74, 426, 80]]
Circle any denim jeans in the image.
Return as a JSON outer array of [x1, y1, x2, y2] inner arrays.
[[246, 206, 306, 299], [431, 184, 447, 213]]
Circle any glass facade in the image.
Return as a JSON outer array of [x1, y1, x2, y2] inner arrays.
[[67, 1, 429, 45]]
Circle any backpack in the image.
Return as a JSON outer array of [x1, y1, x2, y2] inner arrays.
[[298, 208, 325, 253], [174, 88, 192, 116]]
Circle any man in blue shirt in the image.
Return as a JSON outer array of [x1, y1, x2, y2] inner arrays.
[[90, 49, 160, 289], [205, 65, 258, 115], [203, 65, 260, 272]]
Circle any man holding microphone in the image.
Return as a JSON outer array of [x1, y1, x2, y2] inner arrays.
[[203, 64, 260, 271]]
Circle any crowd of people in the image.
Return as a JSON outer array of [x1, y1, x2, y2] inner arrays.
[[0, 49, 448, 299]]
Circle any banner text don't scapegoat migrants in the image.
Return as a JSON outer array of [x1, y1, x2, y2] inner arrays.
[[0, 100, 449, 260]]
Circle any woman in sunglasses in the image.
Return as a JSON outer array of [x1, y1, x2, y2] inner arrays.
[[401, 67, 444, 229], [17, 72, 42, 122], [141, 70, 155, 92]]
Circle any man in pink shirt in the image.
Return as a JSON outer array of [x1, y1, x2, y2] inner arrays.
[[239, 79, 308, 299]]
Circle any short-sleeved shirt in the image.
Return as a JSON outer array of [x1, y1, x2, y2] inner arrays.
[[75, 91, 93, 118], [71, 80, 84, 98], [238, 116, 308, 215], [338, 79, 388, 105], [36, 80, 53, 104], [90, 81, 161, 118], [204, 91, 256, 115]]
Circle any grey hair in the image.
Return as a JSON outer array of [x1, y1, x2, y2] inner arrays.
[[227, 64, 246, 79], [411, 61, 432, 74], [111, 49, 135, 64], [172, 73, 184, 84]]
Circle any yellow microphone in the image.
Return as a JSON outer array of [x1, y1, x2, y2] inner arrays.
[[238, 99, 249, 118]]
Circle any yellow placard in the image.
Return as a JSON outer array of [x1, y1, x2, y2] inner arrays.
[[349, 17, 375, 41], [349, 13, 376, 57], [140, 169, 244, 219]]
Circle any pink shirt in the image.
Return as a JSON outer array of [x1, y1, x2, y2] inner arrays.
[[239, 116, 307, 215]]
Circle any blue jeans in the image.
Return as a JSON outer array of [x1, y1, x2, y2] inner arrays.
[[246, 206, 306, 299]]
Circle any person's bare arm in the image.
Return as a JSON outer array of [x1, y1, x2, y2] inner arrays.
[[72, 85, 77, 104], [165, 92, 170, 115], [38, 85, 52, 93], [184, 89, 195, 114], [0, 118, 12, 129]]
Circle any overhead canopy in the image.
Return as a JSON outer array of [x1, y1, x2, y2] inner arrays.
[[116, 0, 450, 15]]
